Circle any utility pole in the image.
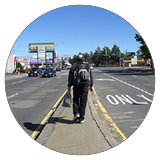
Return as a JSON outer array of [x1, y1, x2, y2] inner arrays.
[[52, 51, 55, 68], [104, 47, 107, 66], [45, 47, 47, 68]]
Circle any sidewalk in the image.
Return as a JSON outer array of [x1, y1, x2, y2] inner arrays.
[[5, 73, 28, 81], [36, 93, 118, 155]]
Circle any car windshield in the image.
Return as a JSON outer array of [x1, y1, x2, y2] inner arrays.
[[31, 68, 38, 71], [45, 68, 52, 72]]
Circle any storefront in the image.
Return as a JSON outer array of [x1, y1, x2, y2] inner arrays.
[[30, 62, 58, 68]]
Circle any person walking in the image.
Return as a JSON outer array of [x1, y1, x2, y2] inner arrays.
[[17, 67, 20, 75], [68, 54, 93, 123]]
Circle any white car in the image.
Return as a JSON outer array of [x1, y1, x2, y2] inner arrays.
[[90, 66, 93, 70]]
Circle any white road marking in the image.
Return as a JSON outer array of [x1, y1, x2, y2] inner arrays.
[[7, 93, 19, 99], [103, 73, 154, 97], [12, 80, 26, 84], [106, 94, 149, 105], [42, 80, 51, 84], [137, 94, 152, 102], [95, 79, 115, 81]]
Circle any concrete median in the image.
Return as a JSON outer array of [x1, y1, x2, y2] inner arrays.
[[36, 90, 118, 155]]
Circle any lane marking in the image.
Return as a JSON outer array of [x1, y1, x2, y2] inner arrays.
[[92, 86, 127, 141], [103, 73, 154, 97], [7, 93, 19, 99], [12, 80, 26, 84], [95, 79, 115, 81], [42, 80, 51, 84], [31, 89, 68, 139]]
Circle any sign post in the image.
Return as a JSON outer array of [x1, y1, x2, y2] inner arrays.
[[131, 56, 137, 65]]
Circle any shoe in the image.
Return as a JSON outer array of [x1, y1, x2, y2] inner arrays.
[[79, 118, 85, 124], [73, 113, 80, 122]]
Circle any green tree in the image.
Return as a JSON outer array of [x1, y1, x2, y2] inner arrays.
[[111, 45, 120, 65], [84, 52, 90, 63], [69, 55, 77, 65], [135, 33, 153, 68], [16, 62, 23, 72]]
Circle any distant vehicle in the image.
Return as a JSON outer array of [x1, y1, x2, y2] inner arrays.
[[56, 67, 61, 71], [62, 66, 66, 70], [90, 66, 93, 70], [66, 64, 72, 70], [28, 68, 42, 77], [41, 68, 56, 77]]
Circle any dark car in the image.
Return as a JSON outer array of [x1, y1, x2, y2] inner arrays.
[[28, 68, 42, 77], [41, 68, 56, 77], [56, 67, 61, 71], [62, 66, 66, 70]]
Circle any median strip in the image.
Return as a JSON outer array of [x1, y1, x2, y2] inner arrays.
[[31, 89, 68, 139]]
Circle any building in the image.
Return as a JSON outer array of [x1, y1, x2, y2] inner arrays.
[[5, 53, 18, 73]]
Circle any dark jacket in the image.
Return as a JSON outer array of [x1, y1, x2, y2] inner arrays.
[[68, 63, 93, 88]]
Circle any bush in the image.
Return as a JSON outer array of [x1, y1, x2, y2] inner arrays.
[[16, 62, 24, 72]]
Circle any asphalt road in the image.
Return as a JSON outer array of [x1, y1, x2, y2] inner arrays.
[[5, 67, 155, 141], [91, 67, 155, 139], [5, 70, 69, 136]]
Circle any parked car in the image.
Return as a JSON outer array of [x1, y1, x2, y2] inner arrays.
[[41, 68, 56, 77], [28, 68, 42, 77]]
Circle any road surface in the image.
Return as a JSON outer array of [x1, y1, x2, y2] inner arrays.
[[91, 67, 155, 139], [5, 67, 155, 141]]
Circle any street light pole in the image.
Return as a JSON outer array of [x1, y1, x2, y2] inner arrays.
[[54, 42, 64, 68], [112, 39, 121, 67]]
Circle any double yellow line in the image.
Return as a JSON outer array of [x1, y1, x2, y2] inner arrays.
[[92, 86, 126, 141], [31, 89, 68, 139]]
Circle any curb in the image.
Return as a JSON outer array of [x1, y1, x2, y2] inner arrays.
[[88, 92, 118, 147]]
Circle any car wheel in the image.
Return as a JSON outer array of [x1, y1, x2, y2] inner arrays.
[[28, 74, 30, 77]]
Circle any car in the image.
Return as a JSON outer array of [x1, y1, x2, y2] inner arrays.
[[56, 67, 61, 71], [28, 68, 42, 77], [62, 66, 66, 70], [89, 66, 93, 70], [41, 68, 56, 77], [66, 64, 72, 70]]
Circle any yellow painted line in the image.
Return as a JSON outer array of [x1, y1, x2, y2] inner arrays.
[[92, 86, 127, 141], [31, 89, 68, 139]]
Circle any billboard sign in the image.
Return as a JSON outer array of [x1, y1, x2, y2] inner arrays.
[[38, 46, 46, 58], [29, 43, 55, 52]]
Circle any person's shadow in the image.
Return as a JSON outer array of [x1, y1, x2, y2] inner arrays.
[[23, 122, 45, 131], [23, 116, 76, 132], [48, 116, 75, 125]]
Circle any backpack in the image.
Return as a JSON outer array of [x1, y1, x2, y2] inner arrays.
[[73, 63, 90, 86]]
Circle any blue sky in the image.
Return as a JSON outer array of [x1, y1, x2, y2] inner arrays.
[[11, 5, 139, 59]]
